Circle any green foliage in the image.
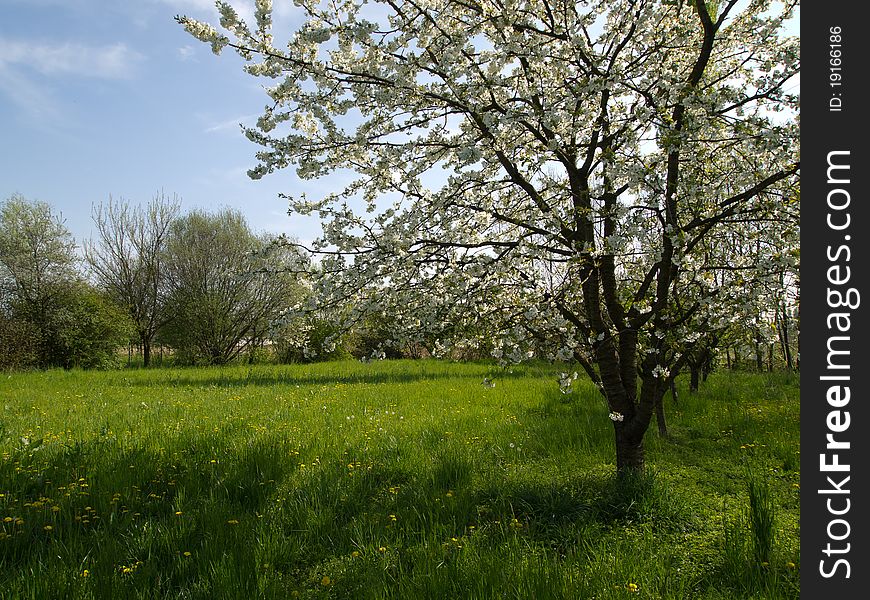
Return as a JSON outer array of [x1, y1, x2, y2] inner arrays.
[[0, 312, 37, 369], [0, 195, 135, 370], [0, 364, 799, 598], [0, 193, 77, 310], [1, 281, 133, 370], [274, 316, 353, 363], [47, 284, 136, 369], [347, 312, 407, 360]]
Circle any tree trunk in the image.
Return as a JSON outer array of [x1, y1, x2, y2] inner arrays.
[[143, 340, 151, 368], [615, 428, 645, 474], [725, 347, 732, 369], [670, 378, 679, 406], [779, 303, 794, 370], [655, 393, 668, 437], [690, 366, 700, 393], [701, 350, 712, 381]]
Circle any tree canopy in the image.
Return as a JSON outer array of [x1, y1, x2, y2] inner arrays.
[[179, 0, 799, 471], [160, 208, 301, 365], [0, 195, 134, 369], [85, 193, 180, 367]]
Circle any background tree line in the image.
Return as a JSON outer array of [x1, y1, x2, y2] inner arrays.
[[0, 193, 298, 369], [1, 191, 798, 374]]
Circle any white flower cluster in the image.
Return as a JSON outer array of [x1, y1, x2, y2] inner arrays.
[[609, 412, 624, 423], [651, 365, 670, 379], [558, 371, 578, 394], [177, 0, 799, 418], [181, 18, 229, 55]]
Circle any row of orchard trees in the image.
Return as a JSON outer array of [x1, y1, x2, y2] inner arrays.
[[179, 0, 800, 472], [0, 188, 797, 373], [1, 182, 799, 373], [0, 193, 305, 369]]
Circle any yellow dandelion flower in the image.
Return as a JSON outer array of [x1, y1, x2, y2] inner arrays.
[[378, 546, 387, 553], [183, 551, 192, 557], [786, 561, 796, 569], [43, 525, 53, 531], [227, 519, 239, 525], [351, 551, 360, 558], [626, 582, 639, 593], [81, 569, 89, 578], [321, 575, 331, 586]]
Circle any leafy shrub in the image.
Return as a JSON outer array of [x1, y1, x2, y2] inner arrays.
[[274, 317, 352, 363]]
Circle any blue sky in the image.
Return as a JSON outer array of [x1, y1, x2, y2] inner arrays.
[[0, 0, 322, 246]]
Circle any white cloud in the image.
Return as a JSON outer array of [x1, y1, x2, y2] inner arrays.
[[0, 38, 144, 79], [0, 37, 144, 126], [203, 112, 260, 134], [178, 44, 197, 61], [0, 64, 61, 122]]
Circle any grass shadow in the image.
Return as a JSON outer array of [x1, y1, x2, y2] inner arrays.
[[121, 361, 538, 390]]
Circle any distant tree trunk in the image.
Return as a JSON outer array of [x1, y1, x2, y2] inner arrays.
[[794, 284, 800, 370], [655, 393, 668, 437], [690, 367, 700, 393], [779, 303, 794, 370], [725, 347, 732, 369], [754, 337, 763, 371], [701, 349, 713, 381], [143, 339, 151, 368], [670, 378, 679, 406], [767, 343, 775, 372]]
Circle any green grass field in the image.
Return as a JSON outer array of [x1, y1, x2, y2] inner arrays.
[[0, 360, 799, 599]]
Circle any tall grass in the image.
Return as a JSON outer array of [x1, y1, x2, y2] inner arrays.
[[0, 361, 799, 598]]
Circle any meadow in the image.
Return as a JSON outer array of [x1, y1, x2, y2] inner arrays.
[[0, 360, 799, 599]]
